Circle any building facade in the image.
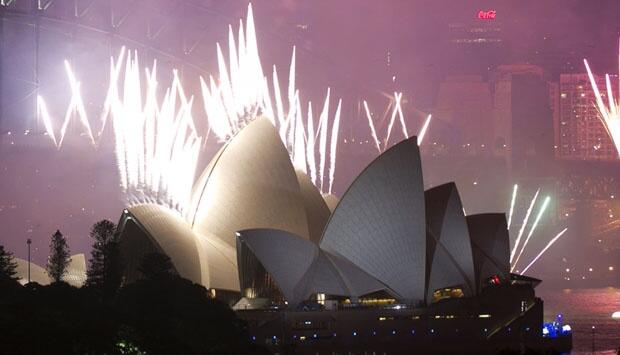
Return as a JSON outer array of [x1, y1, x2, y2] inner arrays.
[[556, 74, 619, 161]]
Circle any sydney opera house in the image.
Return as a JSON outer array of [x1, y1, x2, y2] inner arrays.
[[14, 253, 87, 287], [116, 117, 552, 353]]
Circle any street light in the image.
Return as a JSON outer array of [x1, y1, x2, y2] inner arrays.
[[591, 325, 596, 353]]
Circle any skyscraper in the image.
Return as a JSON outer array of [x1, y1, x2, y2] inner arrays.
[[434, 75, 494, 152], [492, 64, 554, 177], [556, 73, 619, 161]]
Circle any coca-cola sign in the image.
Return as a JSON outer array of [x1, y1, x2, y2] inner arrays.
[[477, 10, 497, 20]]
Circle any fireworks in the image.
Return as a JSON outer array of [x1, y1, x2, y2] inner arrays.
[[363, 100, 382, 153], [38, 3, 451, 216], [37, 3, 345, 212], [37, 60, 96, 149], [416, 114, 433, 146], [103, 51, 202, 215], [363, 94, 432, 152], [506, 186, 567, 274], [59, 60, 96, 148], [36, 95, 57, 148], [507, 184, 518, 230], [328, 100, 342, 194], [384, 92, 403, 150], [520, 228, 568, 275], [510, 188, 540, 264], [511, 196, 551, 271], [583, 39, 620, 157], [199, 6, 342, 192]]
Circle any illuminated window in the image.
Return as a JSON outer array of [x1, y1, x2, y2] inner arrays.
[[432, 287, 464, 302]]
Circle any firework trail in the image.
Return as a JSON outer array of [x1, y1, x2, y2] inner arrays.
[[510, 188, 540, 263], [520, 228, 568, 275], [273, 65, 286, 140], [318, 88, 331, 191], [99, 46, 127, 137], [42, 3, 343, 209], [288, 47, 297, 117], [583, 39, 620, 157], [417, 114, 432, 146], [395, 92, 408, 139], [363, 100, 382, 153], [328, 99, 342, 194], [293, 94, 307, 173], [507, 184, 518, 229], [57, 60, 96, 148], [384, 93, 400, 150], [367, 93, 431, 148], [306, 102, 317, 183], [511, 195, 551, 271], [197, 6, 341, 192], [37, 96, 58, 148], [105, 50, 201, 215]]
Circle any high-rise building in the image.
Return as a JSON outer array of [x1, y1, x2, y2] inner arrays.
[[444, 10, 506, 76], [556, 74, 619, 161], [554, 74, 620, 257], [492, 64, 554, 177], [434, 75, 494, 152]]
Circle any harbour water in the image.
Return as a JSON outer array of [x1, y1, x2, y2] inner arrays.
[[537, 287, 620, 354]]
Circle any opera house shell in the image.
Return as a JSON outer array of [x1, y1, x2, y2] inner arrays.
[[117, 117, 514, 306], [15, 254, 87, 287]]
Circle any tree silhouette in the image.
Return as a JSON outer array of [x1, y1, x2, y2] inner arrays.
[[86, 220, 123, 296], [0, 244, 18, 283], [116, 277, 258, 355], [47, 230, 71, 283], [138, 252, 175, 280]]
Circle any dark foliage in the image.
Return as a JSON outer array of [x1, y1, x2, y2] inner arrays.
[[0, 245, 19, 284], [0, 282, 118, 355], [0, 274, 269, 355], [86, 220, 123, 297], [117, 277, 254, 354], [46, 230, 71, 283], [138, 251, 175, 280]]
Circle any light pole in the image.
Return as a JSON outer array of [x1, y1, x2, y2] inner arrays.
[[591, 325, 595, 354], [26, 238, 32, 284]]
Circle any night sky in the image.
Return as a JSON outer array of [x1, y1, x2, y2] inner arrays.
[[1, 0, 620, 269]]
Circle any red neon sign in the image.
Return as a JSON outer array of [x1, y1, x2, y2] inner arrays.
[[477, 10, 497, 20]]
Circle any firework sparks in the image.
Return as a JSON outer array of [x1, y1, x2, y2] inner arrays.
[[292, 93, 307, 173], [395, 92, 408, 139], [99, 47, 127, 137], [42, 3, 343, 212], [328, 99, 342, 194], [306, 102, 317, 183], [520, 228, 568, 275], [583, 39, 620, 157], [507, 184, 518, 229], [510, 188, 540, 263], [197, 5, 341, 192], [511, 195, 551, 271], [363, 100, 382, 153], [384, 93, 400, 150], [57, 60, 96, 148], [318, 88, 331, 191], [105, 50, 202, 215], [506, 186, 567, 274], [36, 95, 58, 148], [364, 95, 431, 149], [417, 114, 432, 146]]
